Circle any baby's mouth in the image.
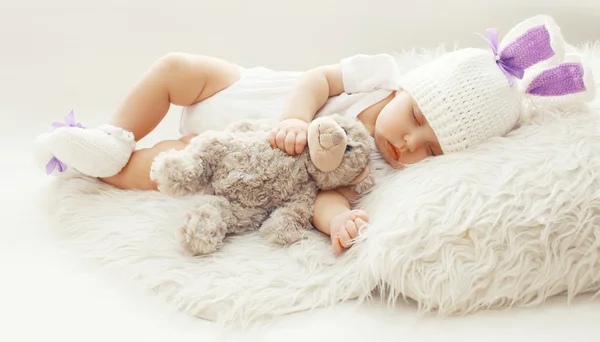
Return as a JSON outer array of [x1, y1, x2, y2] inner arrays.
[[387, 141, 400, 161]]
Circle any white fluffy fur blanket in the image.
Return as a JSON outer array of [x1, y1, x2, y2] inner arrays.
[[39, 43, 600, 328]]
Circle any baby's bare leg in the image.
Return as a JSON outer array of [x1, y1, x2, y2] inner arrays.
[[102, 135, 196, 190], [34, 53, 240, 181], [107, 54, 240, 141]]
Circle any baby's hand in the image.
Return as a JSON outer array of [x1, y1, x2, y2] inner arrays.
[[329, 209, 369, 255], [268, 118, 309, 156]]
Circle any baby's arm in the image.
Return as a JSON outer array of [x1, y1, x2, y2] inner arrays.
[[313, 189, 368, 254], [269, 64, 344, 155], [281, 64, 345, 122]]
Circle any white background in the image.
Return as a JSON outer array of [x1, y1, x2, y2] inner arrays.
[[1, 1, 600, 341]]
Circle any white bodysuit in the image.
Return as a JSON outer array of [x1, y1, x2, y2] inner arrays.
[[179, 54, 402, 182]]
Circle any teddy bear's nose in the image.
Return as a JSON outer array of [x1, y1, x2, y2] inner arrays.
[[318, 121, 345, 150]]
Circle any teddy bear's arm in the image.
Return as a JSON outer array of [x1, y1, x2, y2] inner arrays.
[[259, 183, 319, 245]]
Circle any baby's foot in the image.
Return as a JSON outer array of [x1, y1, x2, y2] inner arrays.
[[34, 112, 136, 178]]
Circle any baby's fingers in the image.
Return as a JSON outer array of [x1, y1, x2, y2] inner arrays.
[[275, 129, 287, 151], [344, 219, 358, 240], [351, 209, 369, 223], [285, 132, 297, 155], [294, 131, 307, 155], [338, 226, 353, 248], [354, 217, 368, 235], [332, 235, 344, 255], [355, 217, 368, 227]]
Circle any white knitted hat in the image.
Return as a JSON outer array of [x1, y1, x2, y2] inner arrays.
[[399, 15, 596, 154]]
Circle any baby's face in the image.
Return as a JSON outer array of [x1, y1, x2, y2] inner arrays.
[[374, 90, 443, 168]]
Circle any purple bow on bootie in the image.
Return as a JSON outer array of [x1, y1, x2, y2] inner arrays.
[[45, 157, 67, 175], [45, 110, 86, 175], [51, 109, 86, 130]]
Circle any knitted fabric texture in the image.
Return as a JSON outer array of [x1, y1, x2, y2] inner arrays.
[[34, 124, 137, 178], [501, 25, 555, 70], [526, 63, 586, 96], [399, 48, 522, 154], [397, 15, 578, 154]]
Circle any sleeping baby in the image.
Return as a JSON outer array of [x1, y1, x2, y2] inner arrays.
[[33, 15, 592, 254]]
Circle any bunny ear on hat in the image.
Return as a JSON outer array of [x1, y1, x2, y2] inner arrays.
[[477, 15, 567, 87], [499, 15, 566, 68], [520, 53, 596, 103], [498, 15, 596, 103]]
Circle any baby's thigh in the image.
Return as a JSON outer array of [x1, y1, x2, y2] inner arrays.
[[178, 134, 197, 144]]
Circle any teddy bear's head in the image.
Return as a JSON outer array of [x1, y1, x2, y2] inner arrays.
[[305, 114, 374, 194]]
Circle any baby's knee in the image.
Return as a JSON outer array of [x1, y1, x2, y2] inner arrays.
[[154, 53, 186, 72], [153, 52, 205, 76]]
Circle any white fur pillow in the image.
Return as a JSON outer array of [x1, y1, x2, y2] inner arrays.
[[353, 103, 600, 315], [43, 45, 600, 327]]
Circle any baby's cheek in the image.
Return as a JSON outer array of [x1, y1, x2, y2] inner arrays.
[[400, 149, 429, 165]]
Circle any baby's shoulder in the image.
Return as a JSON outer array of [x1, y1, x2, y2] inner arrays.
[[339, 53, 402, 95]]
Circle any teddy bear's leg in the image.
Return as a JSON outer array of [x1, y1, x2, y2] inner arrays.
[[179, 195, 237, 256], [259, 185, 318, 245], [150, 144, 212, 196]]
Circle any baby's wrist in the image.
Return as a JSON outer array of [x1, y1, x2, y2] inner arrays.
[[328, 207, 351, 222], [280, 111, 313, 123]]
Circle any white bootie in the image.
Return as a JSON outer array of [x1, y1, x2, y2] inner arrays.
[[34, 118, 136, 178], [33, 131, 83, 178]]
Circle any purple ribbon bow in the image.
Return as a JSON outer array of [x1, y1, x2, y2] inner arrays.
[[476, 28, 525, 86], [45, 110, 85, 175], [51, 109, 86, 130], [45, 156, 67, 175]]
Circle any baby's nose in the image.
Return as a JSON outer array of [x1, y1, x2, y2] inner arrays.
[[318, 121, 345, 149], [404, 134, 419, 152]]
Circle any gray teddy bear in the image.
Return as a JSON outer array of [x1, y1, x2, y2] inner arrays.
[[149, 114, 373, 256]]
